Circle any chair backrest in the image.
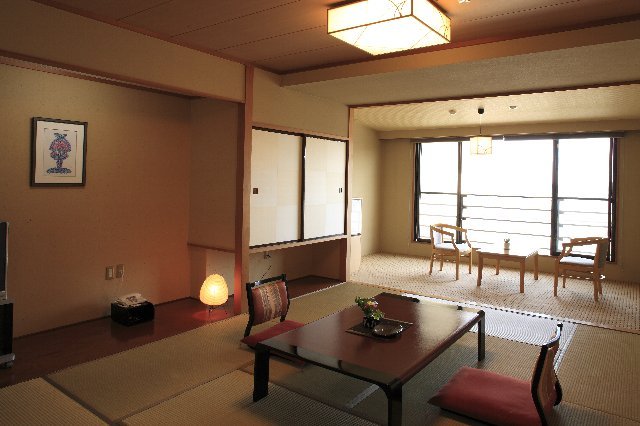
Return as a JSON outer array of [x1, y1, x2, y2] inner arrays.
[[561, 237, 609, 270], [531, 324, 563, 425], [594, 238, 609, 269], [244, 274, 291, 337]]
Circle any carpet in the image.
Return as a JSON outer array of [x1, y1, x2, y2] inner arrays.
[[352, 253, 640, 331]]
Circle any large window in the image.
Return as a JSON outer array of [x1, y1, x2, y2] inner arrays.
[[414, 136, 617, 259]]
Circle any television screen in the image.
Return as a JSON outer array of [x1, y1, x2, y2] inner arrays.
[[0, 222, 7, 296]]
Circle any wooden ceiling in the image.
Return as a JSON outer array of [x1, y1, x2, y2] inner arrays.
[[39, 0, 640, 74]]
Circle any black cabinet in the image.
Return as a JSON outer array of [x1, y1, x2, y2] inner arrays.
[[0, 301, 14, 368], [111, 301, 154, 326]]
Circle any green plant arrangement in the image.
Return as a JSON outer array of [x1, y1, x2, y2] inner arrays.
[[355, 296, 385, 320]]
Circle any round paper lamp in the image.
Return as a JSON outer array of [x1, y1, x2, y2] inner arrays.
[[199, 274, 229, 308]]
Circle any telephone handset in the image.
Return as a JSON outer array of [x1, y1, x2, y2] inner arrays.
[[116, 293, 147, 307]]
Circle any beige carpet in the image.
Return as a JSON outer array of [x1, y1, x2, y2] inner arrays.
[[352, 253, 640, 331]]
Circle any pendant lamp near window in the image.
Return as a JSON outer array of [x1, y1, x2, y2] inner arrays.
[[470, 107, 492, 155]]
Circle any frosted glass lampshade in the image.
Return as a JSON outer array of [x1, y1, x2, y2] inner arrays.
[[328, 0, 450, 55], [199, 274, 229, 307], [470, 136, 493, 155]]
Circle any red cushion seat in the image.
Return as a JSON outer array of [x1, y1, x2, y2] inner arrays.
[[429, 366, 546, 426], [241, 319, 304, 348]]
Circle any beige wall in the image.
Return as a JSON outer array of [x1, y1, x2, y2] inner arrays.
[[379, 131, 640, 283], [188, 99, 238, 250], [351, 120, 382, 258], [252, 69, 349, 138], [0, 64, 192, 336], [1, 0, 245, 101]]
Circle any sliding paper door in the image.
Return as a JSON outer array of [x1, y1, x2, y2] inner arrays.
[[250, 129, 302, 246], [304, 137, 346, 239]]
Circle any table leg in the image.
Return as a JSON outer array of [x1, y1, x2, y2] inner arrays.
[[495, 259, 500, 275], [385, 385, 403, 426], [477, 255, 483, 287], [519, 261, 525, 293], [253, 345, 270, 401], [534, 252, 539, 280], [477, 314, 485, 361]]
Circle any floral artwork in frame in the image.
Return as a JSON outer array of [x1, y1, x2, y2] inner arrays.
[[31, 117, 87, 186]]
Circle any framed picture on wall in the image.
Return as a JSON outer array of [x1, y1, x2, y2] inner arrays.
[[31, 117, 88, 187]]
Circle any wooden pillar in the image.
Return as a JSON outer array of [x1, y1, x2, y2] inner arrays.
[[340, 108, 354, 281], [234, 65, 254, 314]]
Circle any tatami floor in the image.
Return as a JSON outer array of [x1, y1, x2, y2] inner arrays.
[[0, 276, 338, 388]]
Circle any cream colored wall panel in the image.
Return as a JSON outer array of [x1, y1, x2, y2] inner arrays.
[[304, 137, 346, 239], [253, 69, 349, 138], [250, 129, 301, 246], [250, 206, 277, 246], [1, 0, 245, 101], [276, 206, 299, 242]]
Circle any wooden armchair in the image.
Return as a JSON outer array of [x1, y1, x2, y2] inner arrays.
[[554, 237, 609, 301], [429, 224, 474, 280]]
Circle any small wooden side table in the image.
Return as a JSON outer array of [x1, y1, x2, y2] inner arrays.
[[476, 246, 539, 293]]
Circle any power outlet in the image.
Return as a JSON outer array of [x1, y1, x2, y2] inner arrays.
[[116, 264, 125, 279], [105, 266, 114, 280]]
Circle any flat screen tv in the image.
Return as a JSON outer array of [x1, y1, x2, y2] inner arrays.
[[0, 222, 7, 298]]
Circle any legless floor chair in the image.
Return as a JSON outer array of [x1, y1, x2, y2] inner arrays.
[[430, 324, 563, 426], [241, 274, 304, 348]]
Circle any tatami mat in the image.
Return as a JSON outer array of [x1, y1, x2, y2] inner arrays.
[[0, 378, 106, 425], [45, 313, 256, 422], [249, 333, 539, 425], [559, 325, 640, 422], [353, 253, 640, 331], [0, 276, 636, 425], [121, 370, 376, 426]]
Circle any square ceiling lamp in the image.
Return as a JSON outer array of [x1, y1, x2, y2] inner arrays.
[[327, 0, 451, 55]]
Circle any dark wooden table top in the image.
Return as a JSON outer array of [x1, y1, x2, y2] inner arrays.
[[260, 293, 483, 386]]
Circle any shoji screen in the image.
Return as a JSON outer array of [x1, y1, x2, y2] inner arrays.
[[250, 129, 302, 246], [304, 137, 346, 239]]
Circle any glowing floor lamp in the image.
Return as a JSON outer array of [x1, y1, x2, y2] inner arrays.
[[199, 274, 229, 316]]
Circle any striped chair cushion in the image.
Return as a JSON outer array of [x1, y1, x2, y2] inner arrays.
[[251, 280, 289, 325]]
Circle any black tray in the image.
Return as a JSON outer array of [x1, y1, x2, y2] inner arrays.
[[346, 318, 413, 339]]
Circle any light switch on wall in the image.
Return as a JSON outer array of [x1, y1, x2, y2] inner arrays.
[[116, 264, 125, 278], [105, 266, 114, 280]]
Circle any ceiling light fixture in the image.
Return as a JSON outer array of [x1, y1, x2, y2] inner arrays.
[[470, 107, 492, 155], [327, 0, 451, 55]]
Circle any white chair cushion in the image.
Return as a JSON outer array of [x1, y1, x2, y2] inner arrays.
[[560, 256, 594, 266], [435, 242, 470, 254]]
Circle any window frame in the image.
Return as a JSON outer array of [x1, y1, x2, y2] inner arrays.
[[413, 134, 619, 261]]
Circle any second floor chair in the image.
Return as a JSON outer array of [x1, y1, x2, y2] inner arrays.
[[429, 324, 563, 426], [241, 274, 304, 349], [554, 237, 609, 301], [429, 224, 474, 280]]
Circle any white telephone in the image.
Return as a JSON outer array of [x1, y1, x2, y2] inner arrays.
[[116, 293, 147, 307]]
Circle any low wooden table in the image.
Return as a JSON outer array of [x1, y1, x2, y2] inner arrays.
[[476, 246, 539, 293], [253, 292, 485, 426]]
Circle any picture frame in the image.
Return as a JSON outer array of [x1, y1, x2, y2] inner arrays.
[[31, 117, 88, 186]]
